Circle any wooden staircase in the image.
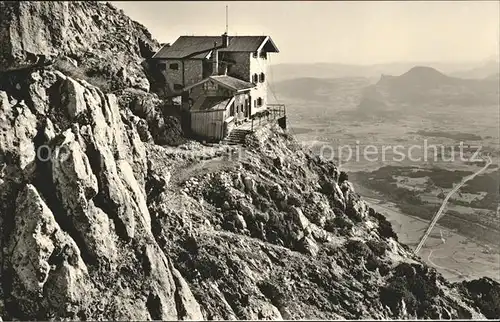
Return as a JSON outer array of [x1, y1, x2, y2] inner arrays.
[[221, 129, 252, 145]]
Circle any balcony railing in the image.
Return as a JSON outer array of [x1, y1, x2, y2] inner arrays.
[[267, 104, 286, 118], [249, 104, 286, 131]]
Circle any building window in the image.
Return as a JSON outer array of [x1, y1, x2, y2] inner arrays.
[[260, 52, 267, 59], [230, 103, 235, 116], [259, 73, 265, 83], [173, 84, 183, 90], [158, 63, 167, 70], [252, 73, 258, 83], [170, 63, 179, 70], [257, 97, 263, 107]]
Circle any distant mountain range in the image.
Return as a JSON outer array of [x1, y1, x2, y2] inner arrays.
[[271, 65, 499, 121], [449, 60, 500, 79], [268, 60, 498, 82], [360, 66, 499, 109]]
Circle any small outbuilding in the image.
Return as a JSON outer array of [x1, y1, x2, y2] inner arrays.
[[183, 75, 255, 140]]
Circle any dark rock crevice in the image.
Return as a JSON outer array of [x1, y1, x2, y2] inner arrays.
[[257, 281, 286, 317], [82, 139, 130, 242], [31, 125, 96, 267], [45, 77, 71, 131], [0, 184, 24, 322], [145, 293, 163, 320]]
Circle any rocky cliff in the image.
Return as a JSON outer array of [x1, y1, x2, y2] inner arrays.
[[0, 1, 499, 320], [0, 0, 159, 91]]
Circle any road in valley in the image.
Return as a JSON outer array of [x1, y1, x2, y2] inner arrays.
[[414, 155, 493, 255], [427, 249, 448, 270]]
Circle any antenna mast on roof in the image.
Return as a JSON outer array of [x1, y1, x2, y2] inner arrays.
[[225, 5, 228, 34]]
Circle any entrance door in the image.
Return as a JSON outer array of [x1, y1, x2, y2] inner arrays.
[[245, 98, 250, 118], [247, 96, 252, 118]]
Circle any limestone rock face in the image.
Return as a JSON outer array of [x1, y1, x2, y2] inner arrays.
[[8, 184, 90, 318], [0, 70, 201, 320], [0, 1, 158, 92], [0, 91, 37, 174]]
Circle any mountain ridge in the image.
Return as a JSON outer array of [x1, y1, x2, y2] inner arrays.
[[450, 59, 500, 79], [268, 60, 494, 82], [0, 1, 499, 320], [356, 65, 500, 112]]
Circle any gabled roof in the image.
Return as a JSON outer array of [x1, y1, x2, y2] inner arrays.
[[184, 75, 255, 92], [152, 35, 279, 60]]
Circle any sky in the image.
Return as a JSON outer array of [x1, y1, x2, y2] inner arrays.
[[112, 1, 500, 65]]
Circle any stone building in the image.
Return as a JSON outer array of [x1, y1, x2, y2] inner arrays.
[[150, 33, 279, 140], [151, 34, 278, 107]]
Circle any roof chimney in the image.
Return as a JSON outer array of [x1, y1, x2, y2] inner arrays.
[[222, 32, 229, 48], [212, 42, 218, 76]]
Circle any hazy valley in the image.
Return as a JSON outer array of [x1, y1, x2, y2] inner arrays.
[[270, 62, 500, 282]]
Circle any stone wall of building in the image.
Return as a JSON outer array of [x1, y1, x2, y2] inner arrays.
[[159, 59, 182, 90], [157, 59, 203, 92], [184, 60, 203, 87], [157, 49, 272, 112]]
